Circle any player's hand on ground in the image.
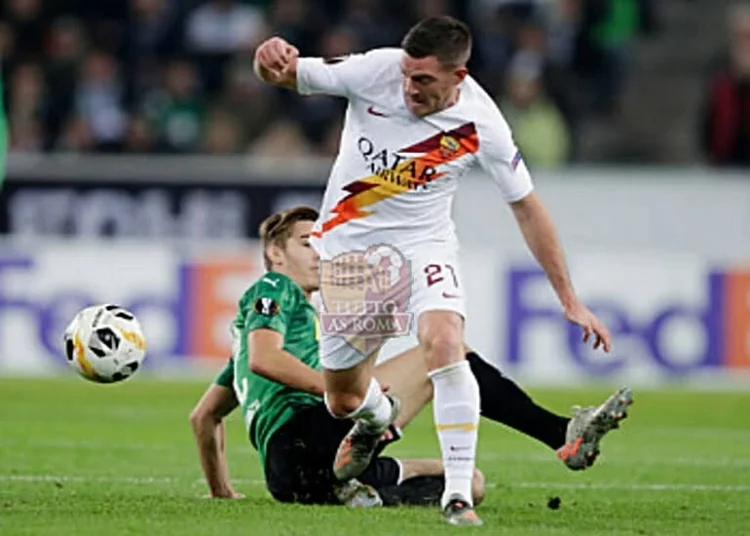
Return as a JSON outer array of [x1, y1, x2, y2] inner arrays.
[[563, 301, 612, 353], [254, 37, 299, 80]]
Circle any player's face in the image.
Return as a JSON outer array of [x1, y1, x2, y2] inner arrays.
[[278, 221, 320, 293], [401, 54, 467, 117]]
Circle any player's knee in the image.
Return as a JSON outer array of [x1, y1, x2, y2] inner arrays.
[[472, 468, 486, 506], [419, 317, 463, 369], [325, 391, 365, 418]]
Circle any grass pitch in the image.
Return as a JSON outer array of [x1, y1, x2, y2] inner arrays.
[[1, 378, 749, 535]]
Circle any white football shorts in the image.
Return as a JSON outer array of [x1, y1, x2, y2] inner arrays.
[[317, 244, 466, 371]]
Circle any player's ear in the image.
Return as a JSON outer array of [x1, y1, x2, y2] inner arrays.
[[454, 67, 468, 83], [267, 243, 285, 267]]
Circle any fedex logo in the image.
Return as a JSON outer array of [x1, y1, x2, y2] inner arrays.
[[506, 266, 750, 375], [0, 249, 258, 368]]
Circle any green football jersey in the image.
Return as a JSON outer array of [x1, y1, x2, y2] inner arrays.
[[213, 358, 234, 389], [229, 272, 321, 465]]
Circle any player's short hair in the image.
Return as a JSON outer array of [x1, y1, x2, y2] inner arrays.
[[259, 206, 319, 270], [401, 16, 472, 68]]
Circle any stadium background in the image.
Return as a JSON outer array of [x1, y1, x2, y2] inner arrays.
[[2, 2, 750, 535], [0, 0, 748, 388]]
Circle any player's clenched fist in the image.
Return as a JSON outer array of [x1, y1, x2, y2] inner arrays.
[[254, 37, 299, 84]]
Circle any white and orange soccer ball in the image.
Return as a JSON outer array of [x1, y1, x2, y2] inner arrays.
[[63, 304, 147, 384]]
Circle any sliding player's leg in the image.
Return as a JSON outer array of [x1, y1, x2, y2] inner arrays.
[[263, 402, 386, 506], [373, 344, 632, 470], [464, 351, 632, 470], [358, 457, 485, 508], [262, 399, 483, 509]]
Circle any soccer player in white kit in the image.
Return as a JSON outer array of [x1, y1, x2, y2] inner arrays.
[[253, 16, 612, 526]]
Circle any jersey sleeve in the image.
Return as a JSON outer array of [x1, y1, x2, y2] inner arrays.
[[240, 276, 298, 337], [213, 357, 234, 388], [296, 48, 400, 98], [475, 104, 534, 203]]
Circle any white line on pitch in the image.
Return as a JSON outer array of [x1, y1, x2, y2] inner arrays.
[[494, 482, 750, 493], [3, 441, 750, 469], [228, 479, 750, 493], [0, 474, 175, 484], [3, 475, 750, 493]]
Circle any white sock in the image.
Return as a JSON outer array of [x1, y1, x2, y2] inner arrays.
[[325, 378, 393, 432], [428, 360, 480, 508]]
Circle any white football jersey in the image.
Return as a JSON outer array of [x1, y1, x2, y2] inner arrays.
[[297, 48, 533, 258]]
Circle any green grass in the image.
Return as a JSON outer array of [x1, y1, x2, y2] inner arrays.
[[1, 378, 749, 535]]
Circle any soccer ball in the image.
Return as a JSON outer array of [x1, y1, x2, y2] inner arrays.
[[63, 304, 147, 384], [364, 244, 405, 286]]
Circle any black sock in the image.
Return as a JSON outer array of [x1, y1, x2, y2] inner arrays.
[[466, 351, 569, 450], [378, 476, 443, 507]]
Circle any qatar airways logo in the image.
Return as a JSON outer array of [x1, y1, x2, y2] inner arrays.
[[356, 136, 438, 191]]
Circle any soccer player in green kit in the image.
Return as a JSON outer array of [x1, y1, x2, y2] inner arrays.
[[194, 206, 485, 506], [190, 206, 632, 506]]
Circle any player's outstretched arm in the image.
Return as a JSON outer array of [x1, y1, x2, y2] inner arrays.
[[253, 36, 299, 90], [189, 384, 243, 499], [247, 328, 325, 396], [509, 192, 612, 352]]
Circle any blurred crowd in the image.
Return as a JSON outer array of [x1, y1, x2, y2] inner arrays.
[[2, 0, 659, 167], [701, 3, 750, 167]]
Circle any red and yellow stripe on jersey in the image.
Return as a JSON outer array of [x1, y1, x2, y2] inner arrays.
[[313, 122, 478, 238]]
